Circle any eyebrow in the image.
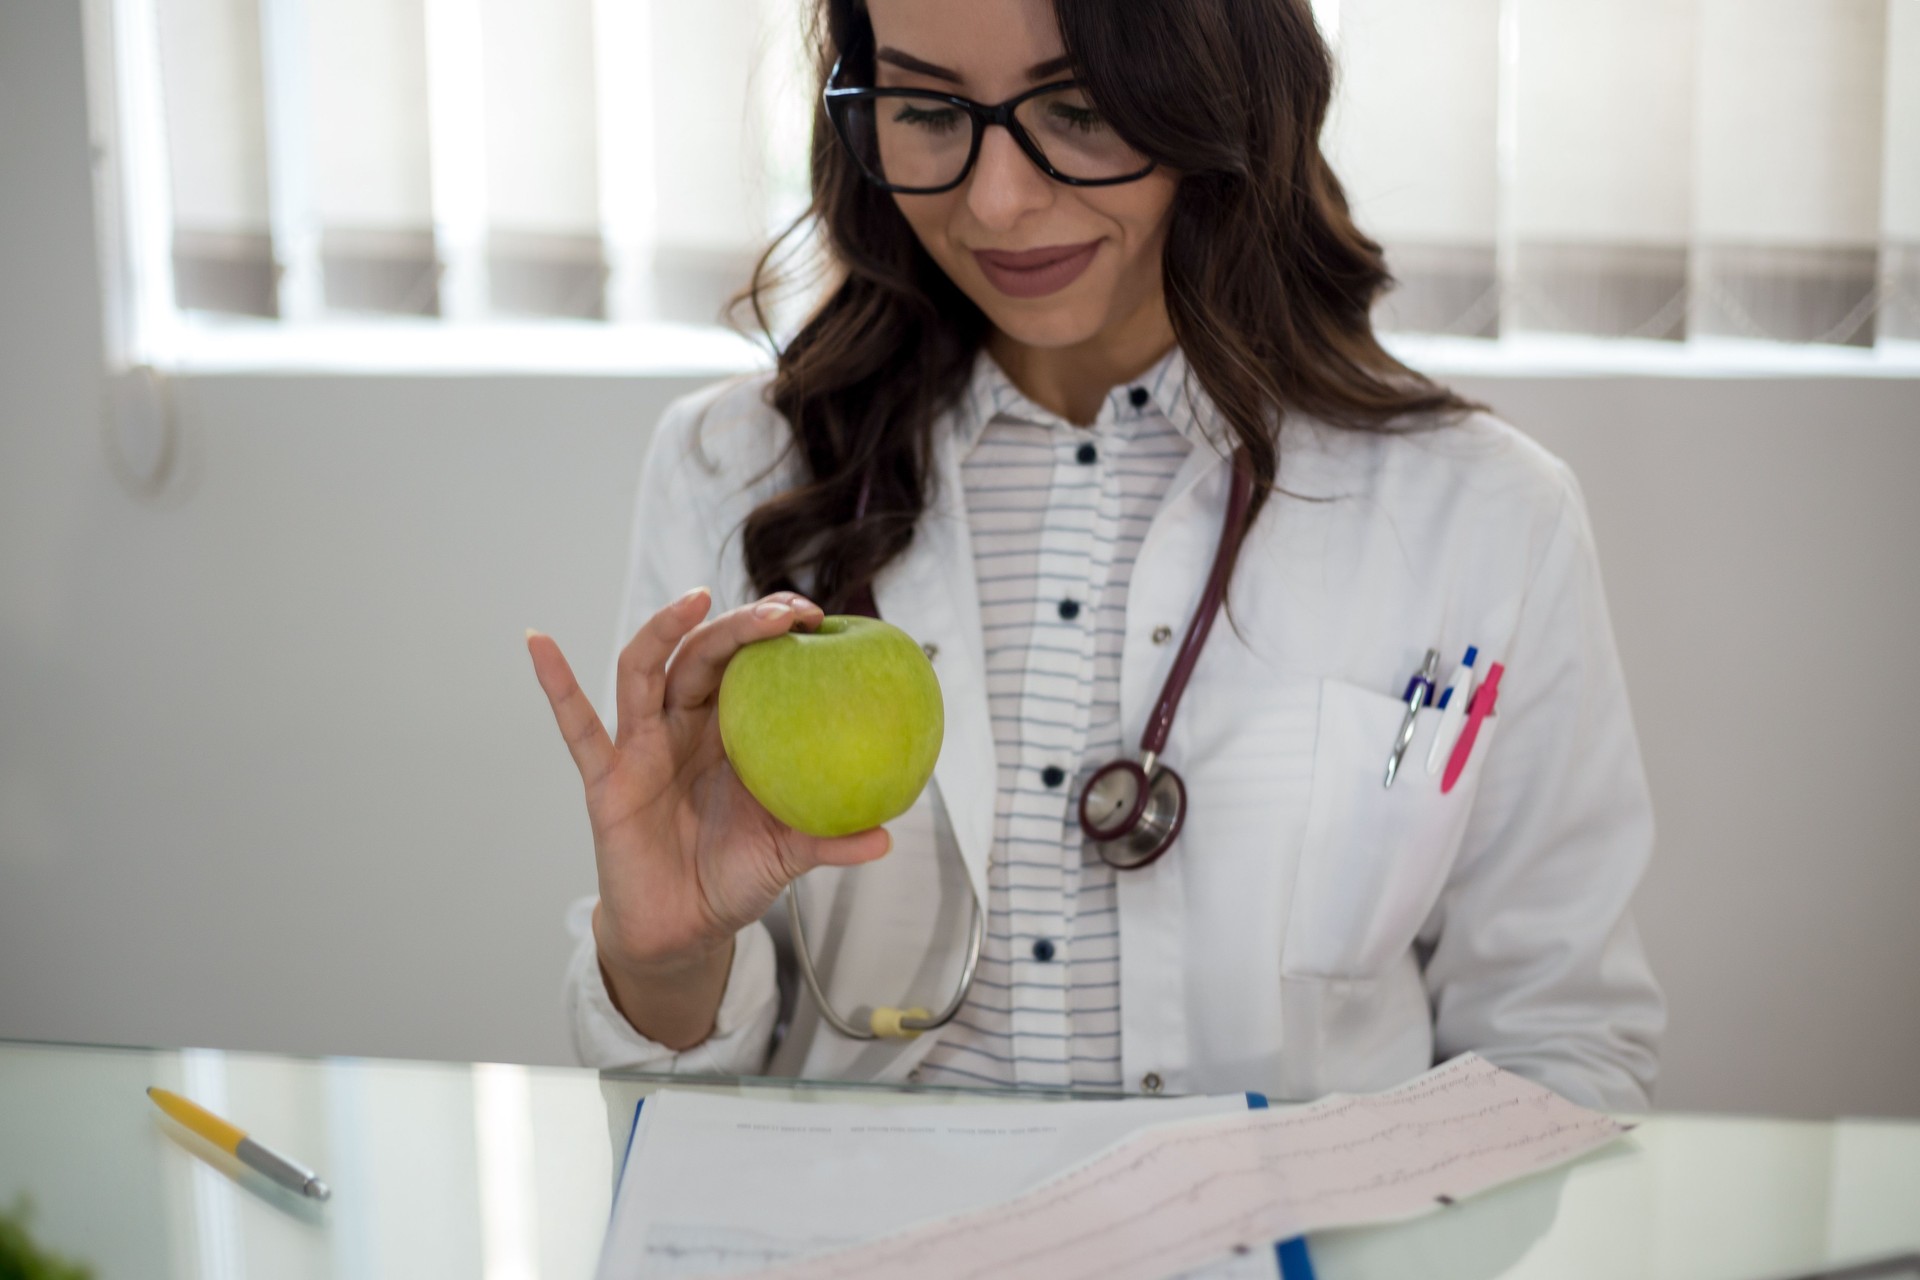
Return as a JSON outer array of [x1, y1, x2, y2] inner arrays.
[[873, 48, 1075, 85]]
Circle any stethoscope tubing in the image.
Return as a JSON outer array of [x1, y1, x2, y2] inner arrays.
[[1138, 446, 1254, 758], [787, 872, 984, 1040]]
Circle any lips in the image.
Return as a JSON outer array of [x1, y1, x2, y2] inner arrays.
[[970, 240, 1102, 299]]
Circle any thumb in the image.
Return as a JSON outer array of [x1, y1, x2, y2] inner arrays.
[[792, 826, 893, 873]]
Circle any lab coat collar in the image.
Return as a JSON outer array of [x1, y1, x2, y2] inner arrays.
[[954, 342, 1235, 457]]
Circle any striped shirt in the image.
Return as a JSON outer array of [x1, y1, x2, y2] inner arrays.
[[912, 344, 1205, 1091]]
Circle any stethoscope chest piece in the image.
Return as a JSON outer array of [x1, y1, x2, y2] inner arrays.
[[1080, 755, 1188, 870]]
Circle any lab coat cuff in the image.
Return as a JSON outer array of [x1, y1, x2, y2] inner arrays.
[[564, 898, 779, 1075]]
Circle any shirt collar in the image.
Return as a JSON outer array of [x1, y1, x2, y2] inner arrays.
[[950, 342, 1233, 458]]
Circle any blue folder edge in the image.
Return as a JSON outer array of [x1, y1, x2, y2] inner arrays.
[[609, 1096, 646, 1225], [611, 1093, 1313, 1279], [1245, 1091, 1316, 1280]]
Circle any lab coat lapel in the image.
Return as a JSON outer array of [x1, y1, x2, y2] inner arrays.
[[869, 424, 995, 913]]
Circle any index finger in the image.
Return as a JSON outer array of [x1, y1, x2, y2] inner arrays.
[[526, 629, 615, 789]]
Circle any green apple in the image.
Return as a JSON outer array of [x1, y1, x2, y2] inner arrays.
[[717, 615, 944, 837]]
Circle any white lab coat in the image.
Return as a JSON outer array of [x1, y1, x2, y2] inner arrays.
[[565, 369, 1666, 1111]]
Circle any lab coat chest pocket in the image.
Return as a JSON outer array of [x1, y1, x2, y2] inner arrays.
[[1281, 677, 1500, 979]]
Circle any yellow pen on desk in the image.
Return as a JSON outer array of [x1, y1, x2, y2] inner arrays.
[[147, 1086, 332, 1201]]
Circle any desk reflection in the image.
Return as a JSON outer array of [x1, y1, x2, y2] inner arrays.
[[0, 1040, 1916, 1280]]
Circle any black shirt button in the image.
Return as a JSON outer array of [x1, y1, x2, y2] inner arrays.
[[1128, 386, 1150, 408], [1076, 442, 1098, 465], [1031, 938, 1056, 962], [1057, 598, 1081, 621], [1041, 765, 1066, 788]]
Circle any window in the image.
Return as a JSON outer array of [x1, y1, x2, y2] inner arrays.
[[1324, 0, 1918, 349], [95, 0, 1920, 370]]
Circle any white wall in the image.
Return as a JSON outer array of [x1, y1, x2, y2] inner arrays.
[[3, 3, 1917, 1119], [1455, 374, 1920, 1120]]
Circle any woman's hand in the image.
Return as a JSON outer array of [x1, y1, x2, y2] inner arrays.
[[526, 586, 892, 1044]]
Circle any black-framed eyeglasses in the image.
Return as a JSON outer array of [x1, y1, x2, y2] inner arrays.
[[823, 57, 1157, 195]]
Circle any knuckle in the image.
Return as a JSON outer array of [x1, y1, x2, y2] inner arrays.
[[630, 666, 666, 704], [746, 603, 794, 630]]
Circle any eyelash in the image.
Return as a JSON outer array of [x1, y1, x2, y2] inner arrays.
[[894, 104, 964, 133], [1049, 104, 1101, 132]]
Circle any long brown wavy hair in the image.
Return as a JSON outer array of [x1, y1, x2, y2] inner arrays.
[[731, 0, 1486, 614]]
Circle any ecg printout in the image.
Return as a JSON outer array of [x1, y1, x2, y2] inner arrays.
[[736, 1054, 1628, 1280], [598, 1086, 1277, 1280]]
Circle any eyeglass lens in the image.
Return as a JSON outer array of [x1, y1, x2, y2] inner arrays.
[[838, 88, 1150, 189]]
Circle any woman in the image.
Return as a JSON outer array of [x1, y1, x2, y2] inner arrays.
[[526, 0, 1664, 1108]]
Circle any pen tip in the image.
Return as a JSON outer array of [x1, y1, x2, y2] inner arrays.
[[308, 1178, 332, 1202]]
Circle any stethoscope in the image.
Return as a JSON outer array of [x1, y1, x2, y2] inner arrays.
[[788, 445, 1256, 1040]]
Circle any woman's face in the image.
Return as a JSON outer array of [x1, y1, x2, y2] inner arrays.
[[862, 0, 1180, 353]]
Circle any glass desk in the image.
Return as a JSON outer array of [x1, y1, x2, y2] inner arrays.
[[1, 1037, 1915, 1280]]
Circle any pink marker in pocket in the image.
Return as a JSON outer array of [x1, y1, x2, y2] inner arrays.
[[1441, 662, 1503, 794]]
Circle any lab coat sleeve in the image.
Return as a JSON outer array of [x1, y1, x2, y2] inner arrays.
[[564, 895, 782, 1072], [1418, 461, 1667, 1112], [560, 378, 784, 1074]]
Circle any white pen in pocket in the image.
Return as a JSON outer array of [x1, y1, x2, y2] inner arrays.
[[1426, 645, 1479, 774]]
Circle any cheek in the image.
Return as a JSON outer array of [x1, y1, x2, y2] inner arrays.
[[890, 194, 960, 264], [1090, 180, 1178, 284], [1112, 177, 1179, 251]]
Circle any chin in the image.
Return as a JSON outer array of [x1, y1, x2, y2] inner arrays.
[[973, 296, 1110, 350]]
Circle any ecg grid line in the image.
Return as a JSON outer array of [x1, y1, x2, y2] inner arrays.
[[737, 1055, 1625, 1280]]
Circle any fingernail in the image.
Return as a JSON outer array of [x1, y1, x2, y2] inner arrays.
[[525, 628, 540, 641], [678, 585, 711, 606], [881, 829, 893, 854], [754, 601, 792, 619]]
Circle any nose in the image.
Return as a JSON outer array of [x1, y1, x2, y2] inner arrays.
[[964, 123, 1053, 231]]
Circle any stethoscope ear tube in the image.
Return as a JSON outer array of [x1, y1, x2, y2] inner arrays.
[[787, 873, 985, 1041]]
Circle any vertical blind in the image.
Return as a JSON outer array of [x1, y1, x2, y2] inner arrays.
[[136, 0, 1918, 347]]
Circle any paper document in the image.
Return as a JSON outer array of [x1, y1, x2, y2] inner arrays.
[[740, 1054, 1626, 1280], [598, 1088, 1274, 1280]]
